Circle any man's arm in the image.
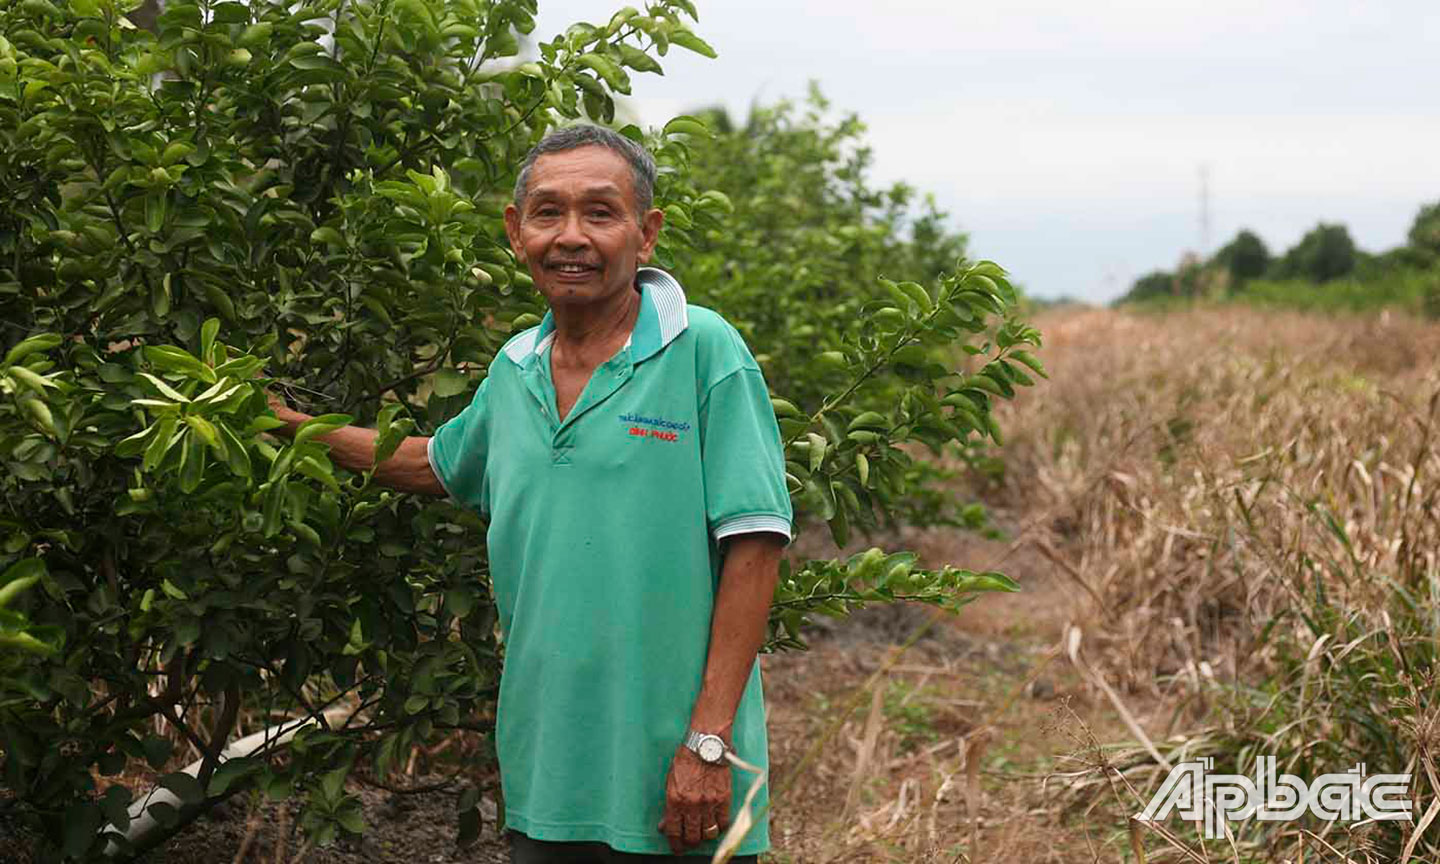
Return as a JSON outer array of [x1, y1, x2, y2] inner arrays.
[[270, 404, 447, 497], [659, 532, 786, 853]]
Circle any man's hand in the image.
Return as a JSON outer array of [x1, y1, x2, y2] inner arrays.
[[658, 744, 730, 853], [257, 373, 307, 435], [253, 373, 447, 497]]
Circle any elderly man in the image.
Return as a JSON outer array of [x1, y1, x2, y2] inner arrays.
[[269, 125, 791, 862]]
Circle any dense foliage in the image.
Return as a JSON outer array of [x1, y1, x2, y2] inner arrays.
[[674, 91, 1000, 530], [1117, 202, 1440, 315], [0, 0, 1041, 858]]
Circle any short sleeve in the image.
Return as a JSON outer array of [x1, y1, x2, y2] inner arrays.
[[699, 367, 793, 544], [427, 376, 491, 513]]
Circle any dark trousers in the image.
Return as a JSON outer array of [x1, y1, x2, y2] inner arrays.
[[507, 831, 758, 863]]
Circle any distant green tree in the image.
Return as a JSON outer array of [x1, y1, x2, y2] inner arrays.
[[1271, 223, 1357, 283], [1119, 270, 1175, 304], [1408, 201, 1440, 264], [1212, 229, 1270, 289]]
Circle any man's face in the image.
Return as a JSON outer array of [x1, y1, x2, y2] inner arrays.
[[504, 146, 664, 310]]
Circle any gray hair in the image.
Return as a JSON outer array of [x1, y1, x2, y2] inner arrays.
[[512, 125, 658, 217]]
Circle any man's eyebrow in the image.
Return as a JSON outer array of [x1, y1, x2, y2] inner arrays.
[[526, 183, 627, 202]]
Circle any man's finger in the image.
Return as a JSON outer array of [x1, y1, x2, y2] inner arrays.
[[681, 809, 702, 849], [659, 807, 682, 854], [661, 813, 683, 854]]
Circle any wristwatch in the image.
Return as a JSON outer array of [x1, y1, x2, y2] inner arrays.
[[683, 730, 729, 765]]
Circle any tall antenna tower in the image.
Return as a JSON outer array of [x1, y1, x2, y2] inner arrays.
[[1198, 163, 1212, 256]]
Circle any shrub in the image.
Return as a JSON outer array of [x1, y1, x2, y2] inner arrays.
[[0, 0, 1041, 858]]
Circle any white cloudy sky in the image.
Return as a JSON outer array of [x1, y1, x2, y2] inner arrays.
[[532, 1, 1440, 302]]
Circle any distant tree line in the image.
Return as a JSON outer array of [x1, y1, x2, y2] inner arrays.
[[1119, 201, 1440, 315]]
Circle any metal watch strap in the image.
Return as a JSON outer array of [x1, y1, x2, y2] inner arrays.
[[684, 729, 727, 763]]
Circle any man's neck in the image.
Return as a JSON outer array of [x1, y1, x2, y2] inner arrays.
[[549, 280, 641, 369]]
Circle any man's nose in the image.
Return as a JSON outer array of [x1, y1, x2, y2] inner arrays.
[[555, 211, 590, 249]]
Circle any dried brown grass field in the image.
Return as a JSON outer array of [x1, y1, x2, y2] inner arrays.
[[761, 304, 1440, 863]]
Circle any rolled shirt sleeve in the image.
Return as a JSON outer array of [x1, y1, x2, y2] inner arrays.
[[427, 376, 491, 513], [699, 367, 794, 544]]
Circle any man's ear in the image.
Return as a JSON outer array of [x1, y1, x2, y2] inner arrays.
[[635, 207, 665, 265], [503, 204, 526, 264]]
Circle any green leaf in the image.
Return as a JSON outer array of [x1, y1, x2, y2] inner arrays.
[[663, 115, 711, 138], [890, 345, 930, 368], [63, 802, 102, 858], [114, 424, 158, 458], [218, 422, 252, 478], [238, 22, 272, 46], [615, 43, 662, 74], [847, 412, 887, 431], [319, 766, 347, 802], [208, 758, 261, 796], [310, 226, 343, 247], [806, 432, 827, 474], [100, 785, 133, 833], [6, 365, 56, 394], [0, 559, 45, 608], [145, 190, 166, 233], [827, 506, 849, 547], [771, 398, 802, 419], [963, 374, 1005, 397], [138, 372, 191, 402], [432, 368, 469, 398], [670, 27, 716, 58], [953, 570, 1021, 594], [160, 141, 194, 166], [336, 802, 364, 834], [576, 53, 628, 92], [143, 414, 180, 471], [185, 415, 223, 454], [178, 433, 207, 492], [199, 318, 220, 362], [1010, 349, 1048, 379], [141, 735, 172, 768], [896, 281, 933, 312], [3, 333, 61, 367], [145, 346, 215, 382], [294, 413, 353, 446], [158, 772, 204, 805]]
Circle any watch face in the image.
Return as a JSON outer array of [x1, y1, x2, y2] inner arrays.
[[698, 737, 725, 763]]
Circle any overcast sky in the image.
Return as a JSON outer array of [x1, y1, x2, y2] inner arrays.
[[533, 1, 1440, 302]]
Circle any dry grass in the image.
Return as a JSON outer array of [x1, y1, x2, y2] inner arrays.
[[994, 305, 1440, 861], [995, 305, 1440, 691], [762, 304, 1440, 862]]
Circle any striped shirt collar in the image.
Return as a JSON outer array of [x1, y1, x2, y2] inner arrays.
[[501, 267, 688, 366]]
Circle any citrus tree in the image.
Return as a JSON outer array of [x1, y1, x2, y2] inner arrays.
[[677, 91, 1006, 531], [0, 0, 1042, 858]]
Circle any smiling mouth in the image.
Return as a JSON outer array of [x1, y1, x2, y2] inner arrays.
[[549, 262, 598, 275]]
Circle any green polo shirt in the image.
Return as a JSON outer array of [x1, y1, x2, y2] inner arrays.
[[427, 268, 792, 856]]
